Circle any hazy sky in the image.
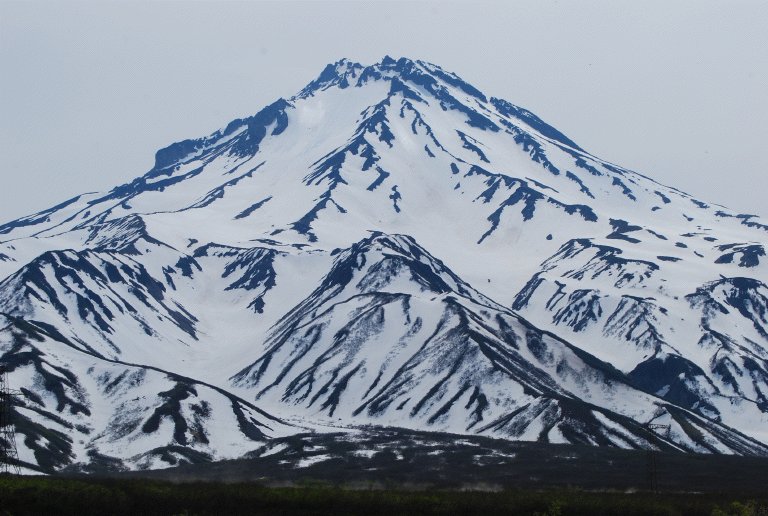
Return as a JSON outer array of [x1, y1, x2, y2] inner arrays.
[[1, 0, 767, 222]]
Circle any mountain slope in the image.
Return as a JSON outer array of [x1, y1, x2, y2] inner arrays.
[[1, 56, 767, 471], [231, 233, 765, 454], [0, 313, 295, 472]]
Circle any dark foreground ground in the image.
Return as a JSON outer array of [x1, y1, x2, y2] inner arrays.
[[110, 428, 768, 494], [1, 476, 767, 516], [3, 428, 768, 515]]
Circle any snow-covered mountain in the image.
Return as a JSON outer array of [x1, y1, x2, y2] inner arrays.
[[1, 56, 767, 472]]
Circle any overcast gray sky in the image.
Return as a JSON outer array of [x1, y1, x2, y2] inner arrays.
[[1, 0, 767, 222]]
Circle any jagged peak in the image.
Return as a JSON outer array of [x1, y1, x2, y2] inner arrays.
[[295, 57, 364, 98], [295, 56, 487, 104], [357, 56, 484, 97], [294, 56, 597, 147], [97, 56, 577, 199]]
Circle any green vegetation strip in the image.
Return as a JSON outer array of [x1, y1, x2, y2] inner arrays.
[[1, 476, 766, 515]]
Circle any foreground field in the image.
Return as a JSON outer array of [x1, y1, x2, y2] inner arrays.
[[107, 429, 768, 494], [4, 430, 768, 514], [1, 476, 767, 516]]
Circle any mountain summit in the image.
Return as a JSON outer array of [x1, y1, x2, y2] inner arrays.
[[1, 57, 767, 473]]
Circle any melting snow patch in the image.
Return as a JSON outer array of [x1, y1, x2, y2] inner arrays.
[[352, 449, 378, 459], [258, 443, 289, 458], [296, 454, 333, 468], [454, 439, 481, 447]]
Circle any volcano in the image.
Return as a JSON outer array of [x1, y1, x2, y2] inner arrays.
[[1, 56, 767, 473]]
